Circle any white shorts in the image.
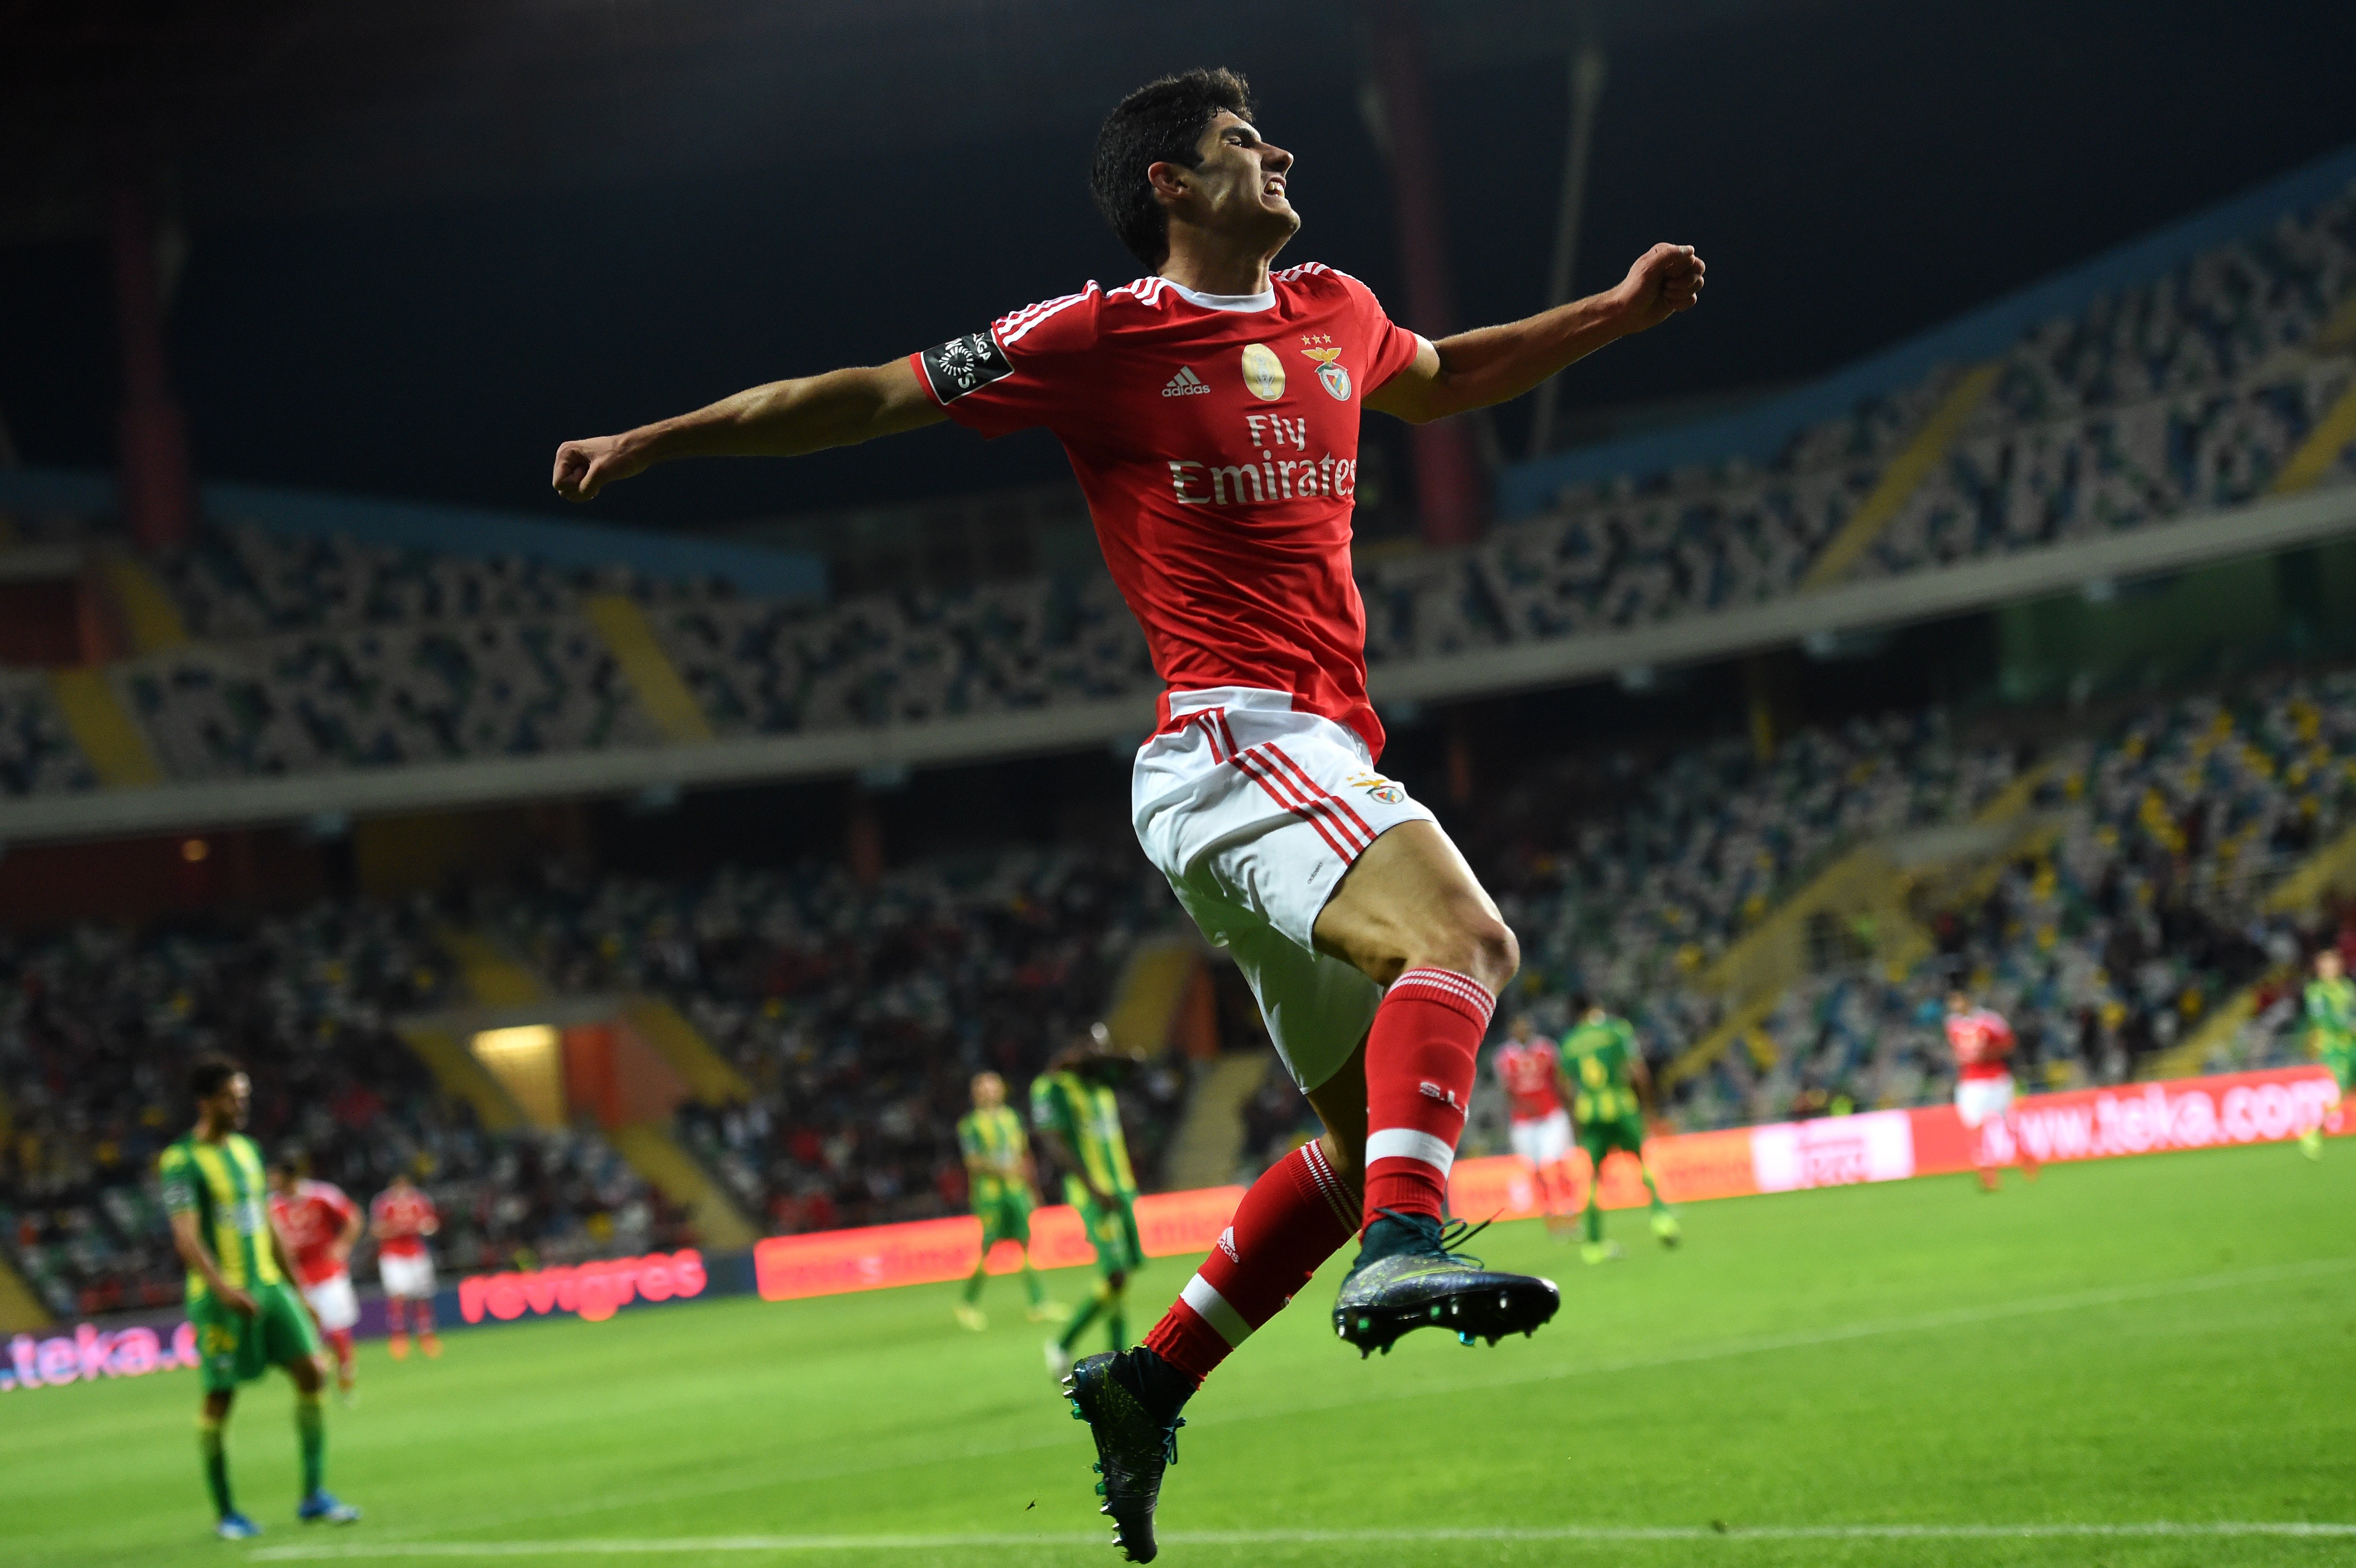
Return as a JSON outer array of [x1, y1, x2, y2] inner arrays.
[[379, 1251, 437, 1299], [1955, 1074, 2017, 1129], [1134, 688, 1438, 1093], [303, 1273, 360, 1333], [1509, 1110, 1574, 1168]]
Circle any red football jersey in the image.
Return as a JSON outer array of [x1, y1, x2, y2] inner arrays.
[[1945, 1008, 2016, 1081], [268, 1179, 358, 1286], [370, 1187, 438, 1259], [912, 265, 1426, 759], [1495, 1039, 1563, 1121]]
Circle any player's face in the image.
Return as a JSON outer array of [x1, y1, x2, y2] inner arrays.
[[210, 1072, 252, 1131], [972, 1073, 1004, 1110], [1172, 111, 1298, 252], [2322, 952, 2345, 981], [1946, 991, 1968, 1015]]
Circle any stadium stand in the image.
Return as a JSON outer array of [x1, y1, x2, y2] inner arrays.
[[0, 674, 98, 796]]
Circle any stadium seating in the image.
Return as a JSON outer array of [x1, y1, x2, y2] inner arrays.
[[0, 675, 96, 796], [0, 903, 685, 1319]]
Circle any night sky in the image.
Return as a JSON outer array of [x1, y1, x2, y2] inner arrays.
[[5, 0, 2354, 534]]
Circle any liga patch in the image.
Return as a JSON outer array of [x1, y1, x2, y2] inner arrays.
[[920, 330, 1014, 402]]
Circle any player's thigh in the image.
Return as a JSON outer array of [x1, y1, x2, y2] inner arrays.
[[192, 1300, 249, 1394], [262, 1283, 324, 1370], [1310, 819, 1514, 988], [1182, 882, 1381, 1097], [306, 1276, 360, 1334]]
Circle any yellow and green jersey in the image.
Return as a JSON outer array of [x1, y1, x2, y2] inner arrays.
[[2308, 975, 2356, 1052], [157, 1131, 282, 1301], [1029, 1070, 1137, 1199], [957, 1105, 1033, 1207], [1562, 1015, 1642, 1127]]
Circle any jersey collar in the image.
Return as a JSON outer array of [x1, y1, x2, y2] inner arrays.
[[1161, 278, 1276, 313]]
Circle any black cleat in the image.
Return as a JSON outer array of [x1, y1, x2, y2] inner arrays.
[[1332, 1209, 1560, 1357], [1061, 1350, 1186, 1562]]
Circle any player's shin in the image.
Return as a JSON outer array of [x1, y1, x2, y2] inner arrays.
[[295, 1390, 326, 1495], [1143, 1140, 1359, 1391], [1361, 969, 1493, 1225], [197, 1413, 234, 1518]]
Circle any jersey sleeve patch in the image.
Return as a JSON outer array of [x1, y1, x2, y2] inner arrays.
[[919, 329, 1014, 403], [158, 1147, 196, 1213]]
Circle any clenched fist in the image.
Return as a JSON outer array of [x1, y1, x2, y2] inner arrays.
[[1612, 243, 1707, 332]]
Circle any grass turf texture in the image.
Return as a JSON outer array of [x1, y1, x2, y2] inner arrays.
[[5, 1143, 2353, 1568]]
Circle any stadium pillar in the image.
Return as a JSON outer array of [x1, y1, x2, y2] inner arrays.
[[109, 184, 195, 550], [1362, 0, 1485, 548]]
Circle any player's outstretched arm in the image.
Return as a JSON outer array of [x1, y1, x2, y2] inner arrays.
[[1365, 242, 1705, 425], [552, 358, 948, 502]]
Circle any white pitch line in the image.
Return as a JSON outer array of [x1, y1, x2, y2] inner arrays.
[[343, 1254, 2356, 1545], [248, 1522, 2356, 1559]]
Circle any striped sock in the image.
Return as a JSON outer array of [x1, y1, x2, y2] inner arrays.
[[1361, 968, 1493, 1226], [1142, 1140, 1360, 1388], [197, 1414, 233, 1518]]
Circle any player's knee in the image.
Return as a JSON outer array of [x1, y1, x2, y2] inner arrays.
[[1437, 904, 1518, 994]]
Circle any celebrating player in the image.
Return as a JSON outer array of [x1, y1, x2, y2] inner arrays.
[[1946, 988, 2040, 1190], [552, 65, 1702, 1560], [159, 1056, 361, 1538], [267, 1159, 364, 1404], [1034, 1028, 1146, 1380], [1494, 1014, 1577, 1233], [370, 1170, 442, 1360], [1559, 999, 1679, 1262], [956, 1070, 1065, 1330], [2300, 947, 2354, 1160]]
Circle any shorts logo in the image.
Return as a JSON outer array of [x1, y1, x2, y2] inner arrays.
[[920, 331, 1014, 402], [1239, 343, 1286, 402], [1346, 770, 1406, 805], [1303, 346, 1351, 401], [1162, 366, 1211, 397]]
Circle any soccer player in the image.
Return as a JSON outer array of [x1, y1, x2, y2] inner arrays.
[[160, 1056, 360, 1538], [1946, 987, 2040, 1191], [552, 66, 1702, 1559], [1494, 1014, 1577, 1233], [1558, 998, 1678, 1263], [267, 1159, 365, 1404], [1033, 1028, 1146, 1379], [370, 1170, 442, 1360], [2300, 947, 2354, 1160], [956, 1070, 1065, 1330]]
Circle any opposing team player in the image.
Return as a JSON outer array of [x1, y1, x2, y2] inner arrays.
[[268, 1159, 364, 1404], [1494, 1014, 1577, 1233], [160, 1056, 360, 1538], [1034, 1028, 1147, 1379], [552, 66, 1702, 1560], [370, 1171, 442, 1360], [1946, 987, 2040, 1191], [956, 1071, 1065, 1331], [2300, 947, 2354, 1160], [1559, 999, 1678, 1262]]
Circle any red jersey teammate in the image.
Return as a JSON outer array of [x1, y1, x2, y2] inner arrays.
[[268, 1161, 364, 1402], [553, 68, 1702, 1560], [370, 1172, 442, 1360], [1494, 1014, 1576, 1230], [1946, 988, 2040, 1192]]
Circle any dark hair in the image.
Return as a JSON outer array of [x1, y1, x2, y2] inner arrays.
[[189, 1053, 243, 1101], [1090, 68, 1253, 268], [270, 1154, 302, 1178]]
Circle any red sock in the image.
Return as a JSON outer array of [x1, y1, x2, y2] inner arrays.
[[327, 1328, 355, 1377], [1143, 1140, 1360, 1387], [1362, 968, 1493, 1226], [414, 1297, 436, 1335], [386, 1298, 406, 1335]]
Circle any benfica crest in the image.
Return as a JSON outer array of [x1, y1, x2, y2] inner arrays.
[[1302, 346, 1351, 401]]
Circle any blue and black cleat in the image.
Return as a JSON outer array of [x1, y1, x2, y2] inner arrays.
[[1332, 1209, 1560, 1357], [296, 1490, 362, 1525], [215, 1512, 264, 1540], [1061, 1350, 1185, 1562]]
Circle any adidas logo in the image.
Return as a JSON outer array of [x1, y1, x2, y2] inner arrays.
[[1217, 1226, 1241, 1263], [1161, 366, 1211, 397]]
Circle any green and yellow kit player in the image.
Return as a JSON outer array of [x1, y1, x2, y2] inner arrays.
[[1032, 1025, 1146, 1379], [955, 1071, 1066, 1330], [1558, 999, 1679, 1263], [2301, 948, 2355, 1160], [161, 1055, 360, 1539]]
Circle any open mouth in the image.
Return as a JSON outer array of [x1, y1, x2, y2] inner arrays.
[[1264, 177, 1287, 199]]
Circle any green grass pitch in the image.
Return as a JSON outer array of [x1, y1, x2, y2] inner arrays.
[[6, 1142, 2354, 1568]]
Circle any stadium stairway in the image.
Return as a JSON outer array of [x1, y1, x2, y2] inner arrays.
[[0, 1087, 51, 1333], [580, 594, 716, 745], [45, 668, 164, 788], [1664, 759, 2062, 1093], [1795, 360, 2005, 591], [2142, 817, 2356, 1079], [1163, 1053, 1275, 1191], [415, 924, 762, 1247]]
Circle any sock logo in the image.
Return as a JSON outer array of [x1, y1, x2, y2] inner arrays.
[[1216, 1226, 1241, 1263], [1418, 1081, 1465, 1112]]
